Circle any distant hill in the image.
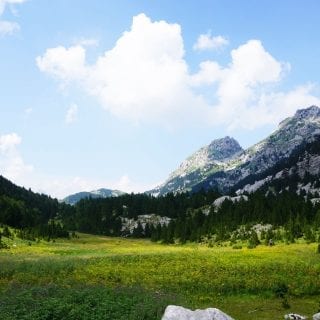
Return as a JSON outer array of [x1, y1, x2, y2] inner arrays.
[[63, 188, 126, 205]]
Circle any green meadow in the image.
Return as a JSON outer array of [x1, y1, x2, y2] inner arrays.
[[0, 234, 320, 319]]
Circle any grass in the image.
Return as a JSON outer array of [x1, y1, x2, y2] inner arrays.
[[0, 284, 176, 320], [0, 234, 320, 319]]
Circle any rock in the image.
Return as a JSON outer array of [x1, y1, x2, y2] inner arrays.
[[213, 195, 248, 209], [313, 312, 320, 320], [161, 305, 234, 320], [284, 314, 307, 320]]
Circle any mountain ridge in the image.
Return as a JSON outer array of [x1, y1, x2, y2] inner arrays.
[[149, 105, 320, 196], [63, 188, 126, 205]]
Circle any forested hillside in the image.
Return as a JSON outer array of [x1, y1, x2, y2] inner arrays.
[[0, 175, 73, 240], [65, 189, 221, 235]]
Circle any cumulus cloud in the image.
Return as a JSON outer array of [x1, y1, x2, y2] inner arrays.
[[0, 0, 25, 36], [37, 13, 207, 126], [37, 13, 320, 130], [37, 45, 87, 83], [193, 32, 229, 51], [0, 133, 33, 183], [65, 103, 78, 124]]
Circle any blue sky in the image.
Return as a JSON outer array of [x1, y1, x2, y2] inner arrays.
[[1, 0, 320, 198]]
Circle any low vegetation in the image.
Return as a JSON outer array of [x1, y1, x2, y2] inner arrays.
[[0, 232, 319, 319]]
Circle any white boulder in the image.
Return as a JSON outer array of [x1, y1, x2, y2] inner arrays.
[[313, 312, 320, 320], [284, 314, 307, 320], [161, 305, 234, 320]]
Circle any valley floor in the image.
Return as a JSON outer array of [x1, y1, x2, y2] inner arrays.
[[0, 234, 319, 319]]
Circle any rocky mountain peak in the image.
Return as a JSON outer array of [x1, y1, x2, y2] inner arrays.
[[169, 136, 242, 179], [294, 105, 320, 120], [207, 136, 243, 161], [274, 106, 320, 144], [150, 136, 244, 195], [279, 105, 320, 129]]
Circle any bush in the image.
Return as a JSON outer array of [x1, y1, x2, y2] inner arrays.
[[274, 283, 290, 309]]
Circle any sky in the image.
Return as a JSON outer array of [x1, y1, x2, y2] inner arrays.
[[1, 0, 320, 199]]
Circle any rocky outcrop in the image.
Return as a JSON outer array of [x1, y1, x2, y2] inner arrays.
[[213, 195, 248, 209], [121, 214, 171, 235], [161, 305, 234, 320]]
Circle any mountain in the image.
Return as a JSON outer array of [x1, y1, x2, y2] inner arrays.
[[63, 188, 126, 205], [150, 105, 320, 196], [149, 136, 243, 196]]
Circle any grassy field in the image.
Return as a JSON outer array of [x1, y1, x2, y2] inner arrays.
[[0, 234, 320, 319]]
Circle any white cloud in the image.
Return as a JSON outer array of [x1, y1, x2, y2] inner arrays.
[[37, 13, 206, 127], [38, 176, 106, 198], [65, 103, 78, 124], [0, 132, 21, 152], [0, 0, 25, 13], [36, 45, 87, 83], [0, 0, 25, 36], [189, 60, 222, 87], [0, 20, 19, 35], [37, 13, 320, 131], [112, 175, 153, 194], [0, 133, 33, 182], [193, 32, 229, 51]]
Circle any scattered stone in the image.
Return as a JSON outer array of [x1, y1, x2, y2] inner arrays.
[[161, 305, 234, 320], [284, 314, 307, 320], [313, 312, 320, 320]]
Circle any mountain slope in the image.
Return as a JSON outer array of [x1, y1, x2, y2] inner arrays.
[[149, 136, 243, 196], [195, 105, 320, 193], [151, 105, 320, 196], [63, 188, 126, 205]]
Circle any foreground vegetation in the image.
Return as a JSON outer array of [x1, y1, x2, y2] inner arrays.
[[0, 233, 320, 319]]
